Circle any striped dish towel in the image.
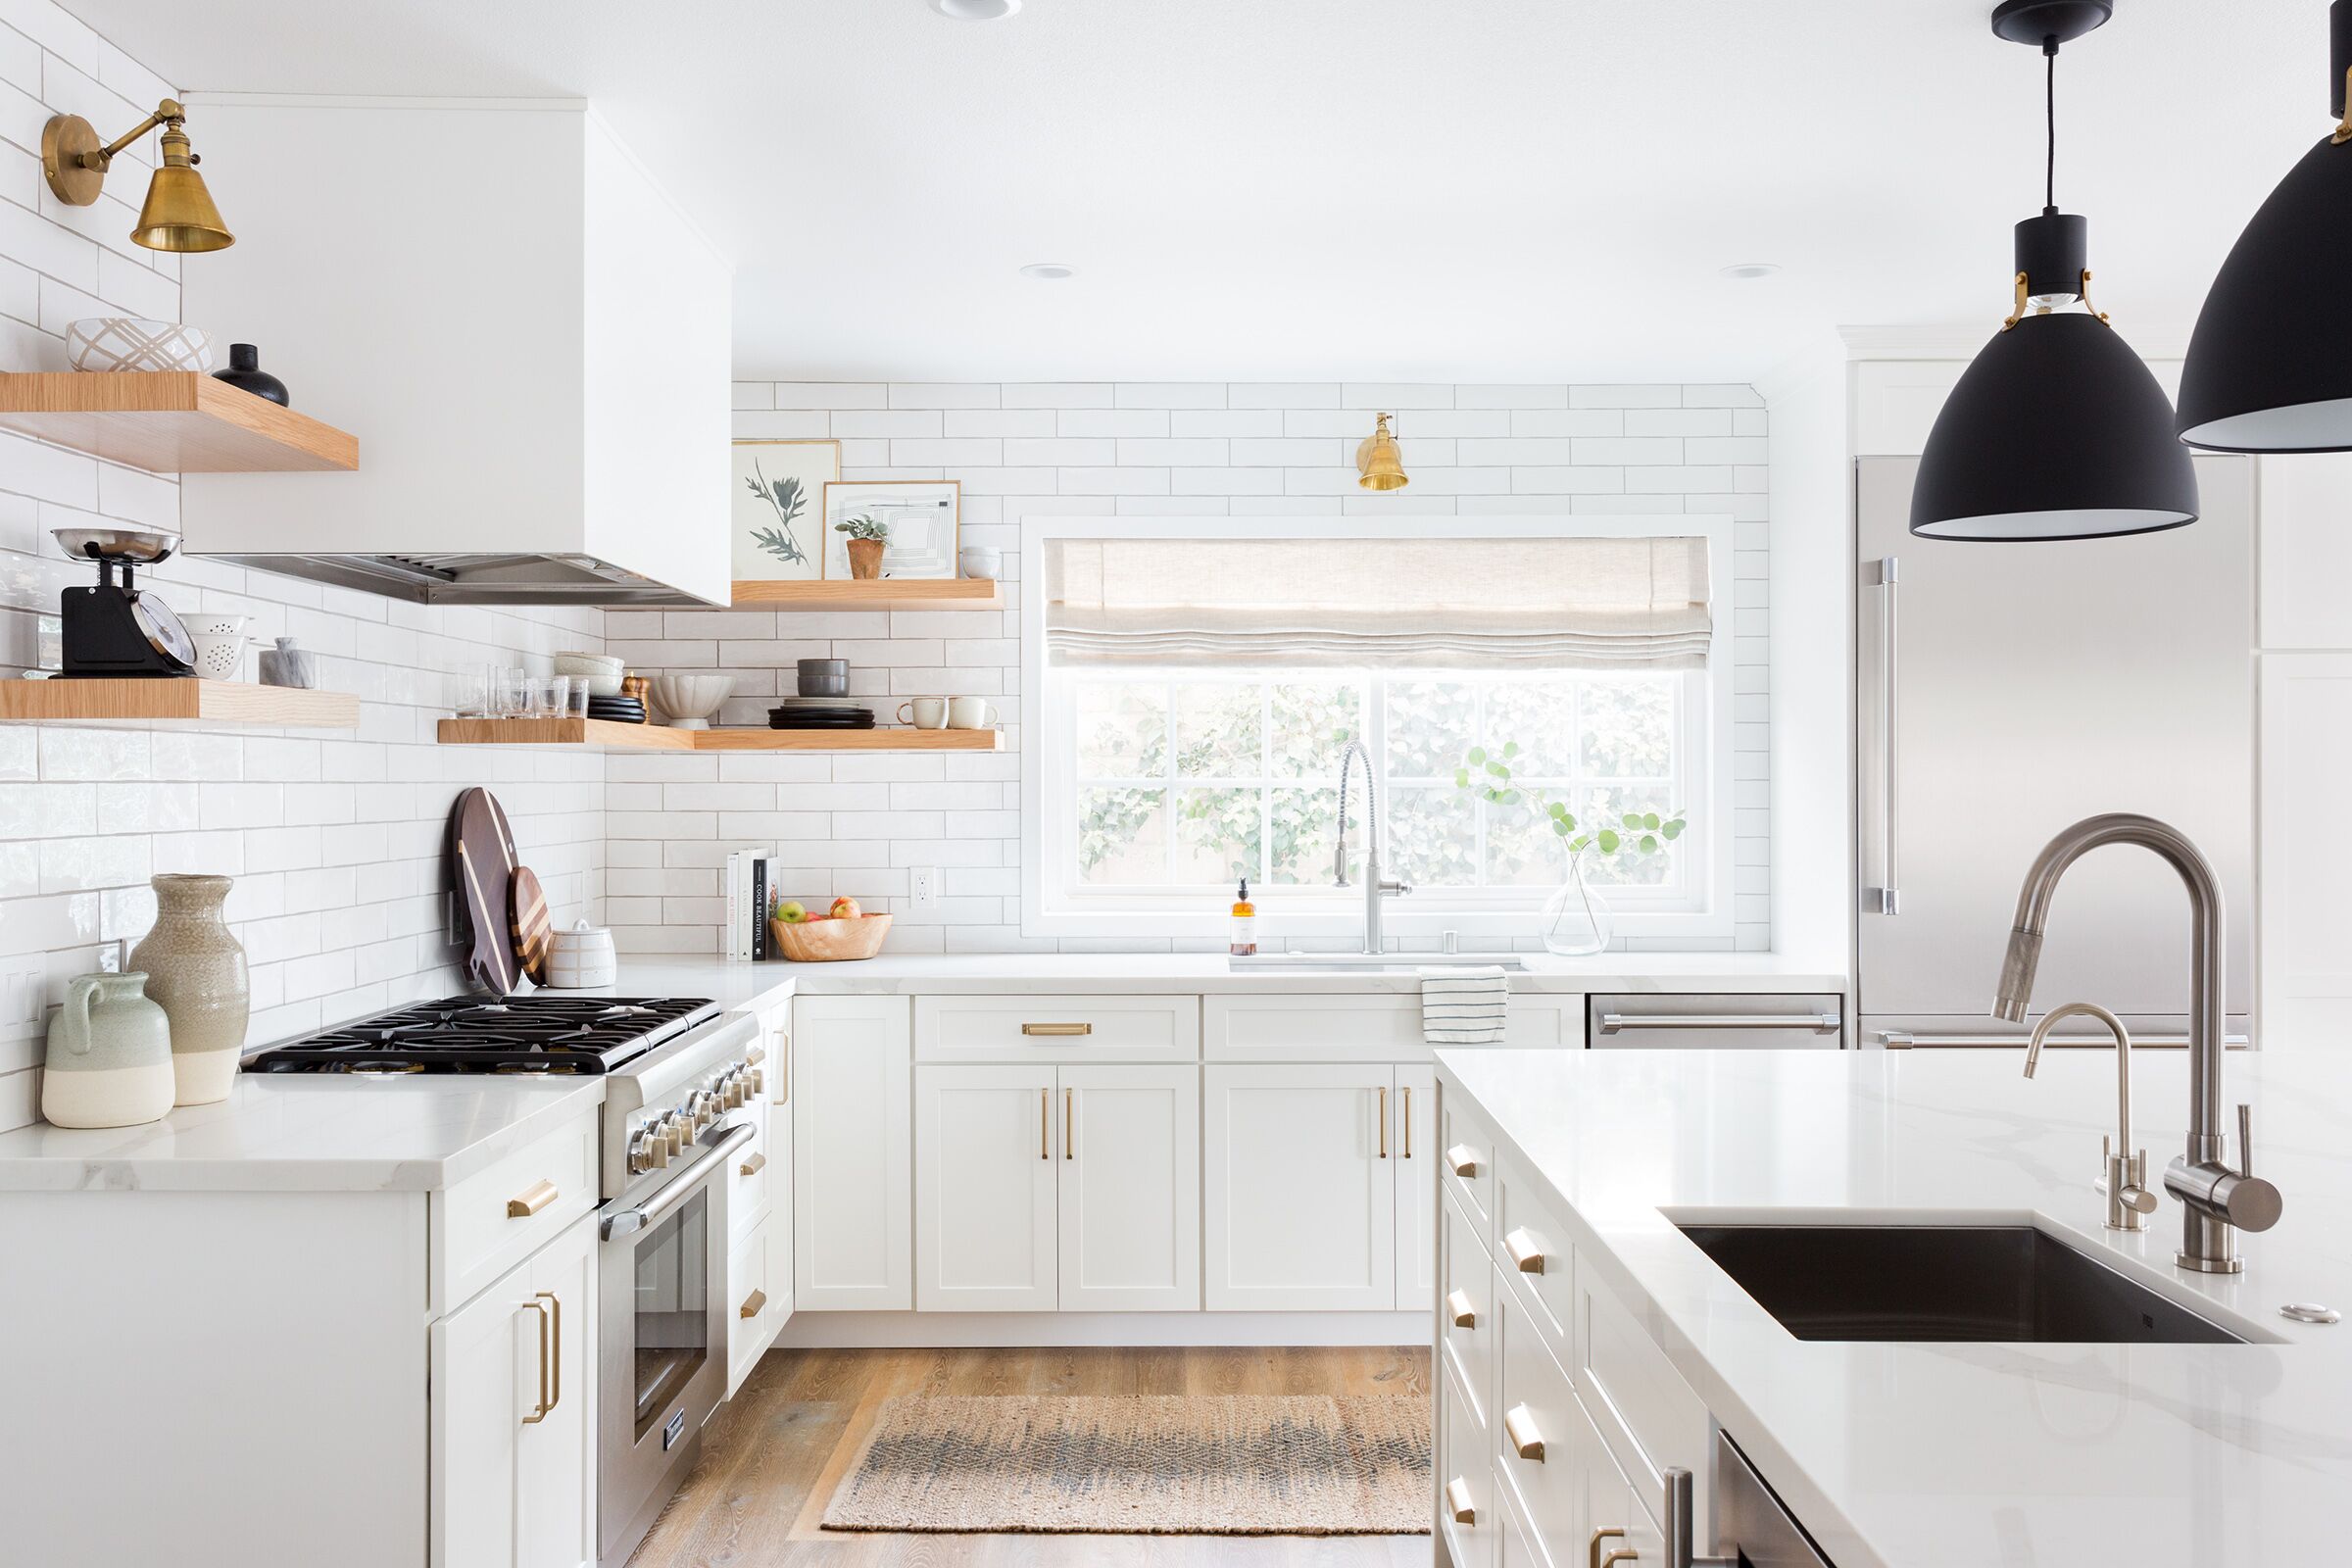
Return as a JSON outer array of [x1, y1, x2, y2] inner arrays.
[[1421, 966, 1508, 1046]]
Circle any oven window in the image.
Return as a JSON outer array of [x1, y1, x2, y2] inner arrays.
[[632, 1186, 710, 1441]]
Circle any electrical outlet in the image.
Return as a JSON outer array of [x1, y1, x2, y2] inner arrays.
[[0, 966, 45, 1043], [908, 866, 939, 913]]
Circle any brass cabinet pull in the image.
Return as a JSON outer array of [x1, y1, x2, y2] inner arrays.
[[519, 1296, 553, 1425], [507, 1179, 558, 1218], [1378, 1086, 1388, 1158], [1589, 1527, 1628, 1568], [1064, 1087, 1074, 1159], [1401, 1086, 1412, 1157], [739, 1151, 766, 1177], [1023, 1022, 1093, 1037], [1446, 1288, 1477, 1329], [1446, 1143, 1480, 1178], [1445, 1476, 1476, 1525], [1502, 1226, 1547, 1275], [1600, 1551, 1640, 1568], [543, 1290, 561, 1412], [1040, 1087, 1050, 1160], [1502, 1403, 1544, 1462], [739, 1287, 767, 1320]]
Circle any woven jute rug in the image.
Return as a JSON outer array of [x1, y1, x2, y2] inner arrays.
[[821, 1393, 1431, 1536]]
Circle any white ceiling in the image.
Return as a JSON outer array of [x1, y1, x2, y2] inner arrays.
[[59, 0, 2325, 383]]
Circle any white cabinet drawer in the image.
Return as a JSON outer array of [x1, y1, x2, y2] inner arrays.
[[1441, 1184, 1495, 1431], [1205, 993, 1581, 1062], [1493, 1287, 1585, 1565], [1440, 1083, 1498, 1238], [1578, 1259, 1713, 1543], [726, 1099, 770, 1246], [916, 995, 1200, 1062], [1494, 1152, 1575, 1366], [1439, 1358, 1494, 1568], [727, 1227, 773, 1398], [433, 1109, 597, 1313]]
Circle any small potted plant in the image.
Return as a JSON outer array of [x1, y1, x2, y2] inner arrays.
[[834, 514, 889, 580]]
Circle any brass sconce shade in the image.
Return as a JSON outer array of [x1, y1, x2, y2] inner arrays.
[[1355, 412, 1408, 491], [42, 98, 233, 254]]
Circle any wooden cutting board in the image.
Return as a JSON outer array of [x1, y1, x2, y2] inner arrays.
[[450, 787, 521, 996], [509, 865, 552, 984]]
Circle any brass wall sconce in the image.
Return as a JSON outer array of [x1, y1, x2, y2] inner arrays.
[[42, 98, 234, 254], [1355, 412, 1408, 491]]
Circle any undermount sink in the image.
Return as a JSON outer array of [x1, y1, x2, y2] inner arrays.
[[1676, 1221, 2251, 1345], [1226, 952, 1527, 972]]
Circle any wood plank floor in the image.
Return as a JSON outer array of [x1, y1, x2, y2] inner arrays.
[[628, 1346, 1437, 1568]]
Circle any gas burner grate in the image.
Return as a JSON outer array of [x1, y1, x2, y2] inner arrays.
[[246, 995, 717, 1075]]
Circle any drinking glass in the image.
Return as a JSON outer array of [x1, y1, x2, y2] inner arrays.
[[564, 680, 590, 717], [493, 665, 530, 717], [535, 674, 570, 717]]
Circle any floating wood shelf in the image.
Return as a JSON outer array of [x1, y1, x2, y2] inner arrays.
[[0, 678, 359, 727], [729, 578, 1001, 612], [436, 718, 1003, 752], [0, 372, 360, 473]]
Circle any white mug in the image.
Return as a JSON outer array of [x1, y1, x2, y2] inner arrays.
[[897, 697, 947, 730], [946, 696, 999, 730]]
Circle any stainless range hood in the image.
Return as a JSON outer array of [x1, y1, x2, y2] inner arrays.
[[202, 552, 714, 607]]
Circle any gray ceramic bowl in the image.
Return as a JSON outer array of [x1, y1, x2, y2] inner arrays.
[[798, 658, 850, 698]]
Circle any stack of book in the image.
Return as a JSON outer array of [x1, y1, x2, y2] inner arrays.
[[723, 843, 784, 959]]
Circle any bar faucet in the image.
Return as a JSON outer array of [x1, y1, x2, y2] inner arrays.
[[1333, 740, 1410, 955], [1993, 812, 2280, 1273], [2022, 1001, 2157, 1232]]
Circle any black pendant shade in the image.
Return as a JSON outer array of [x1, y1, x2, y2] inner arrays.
[[2177, 4, 2352, 450], [1911, 312, 2200, 540]]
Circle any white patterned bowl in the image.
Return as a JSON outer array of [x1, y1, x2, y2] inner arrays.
[[554, 651, 625, 697], [648, 674, 734, 729], [186, 633, 248, 681], [66, 318, 216, 373]]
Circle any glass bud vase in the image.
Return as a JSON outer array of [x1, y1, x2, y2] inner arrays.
[[1539, 845, 1615, 956]]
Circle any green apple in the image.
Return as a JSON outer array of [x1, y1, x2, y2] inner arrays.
[[776, 900, 808, 924]]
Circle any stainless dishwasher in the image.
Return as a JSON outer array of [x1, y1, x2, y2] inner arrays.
[[1587, 994, 1844, 1050]]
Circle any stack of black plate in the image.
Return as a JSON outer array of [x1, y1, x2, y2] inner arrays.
[[587, 695, 647, 723], [769, 697, 874, 731]]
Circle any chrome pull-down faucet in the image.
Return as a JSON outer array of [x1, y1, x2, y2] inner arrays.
[[2023, 1001, 2158, 1231], [1333, 741, 1410, 955], [1994, 812, 2280, 1274]]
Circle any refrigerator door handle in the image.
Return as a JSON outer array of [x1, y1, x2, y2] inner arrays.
[[1866, 555, 1901, 915]]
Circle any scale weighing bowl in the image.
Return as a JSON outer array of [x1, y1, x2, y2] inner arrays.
[[53, 527, 181, 564]]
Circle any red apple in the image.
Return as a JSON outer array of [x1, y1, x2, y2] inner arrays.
[[830, 896, 862, 920]]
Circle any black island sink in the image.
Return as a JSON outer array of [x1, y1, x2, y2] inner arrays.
[[1676, 1222, 2249, 1345]]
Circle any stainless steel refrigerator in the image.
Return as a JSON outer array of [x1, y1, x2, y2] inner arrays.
[[1854, 455, 2255, 1051]]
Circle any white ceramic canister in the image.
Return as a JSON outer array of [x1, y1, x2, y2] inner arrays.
[[544, 920, 617, 989]]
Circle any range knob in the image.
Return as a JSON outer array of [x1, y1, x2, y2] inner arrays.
[[631, 1126, 670, 1172], [722, 1076, 746, 1109], [697, 1089, 722, 1127], [662, 1114, 686, 1155]]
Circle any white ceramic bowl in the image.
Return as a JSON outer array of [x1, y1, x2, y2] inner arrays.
[[553, 651, 625, 697], [648, 674, 734, 729], [66, 318, 216, 373], [186, 633, 248, 681]]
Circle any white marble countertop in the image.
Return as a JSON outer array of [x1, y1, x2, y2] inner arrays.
[[1435, 1047, 2352, 1568]]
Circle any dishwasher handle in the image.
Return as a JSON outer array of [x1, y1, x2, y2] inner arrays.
[[1597, 1011, 1841, 1036]]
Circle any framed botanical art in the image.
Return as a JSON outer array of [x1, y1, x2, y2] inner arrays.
[[820, 479, 960, 581], [732, 439, 840, 583]]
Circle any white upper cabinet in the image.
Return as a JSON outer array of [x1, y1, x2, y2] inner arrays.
[[176, 99, 731, 605]]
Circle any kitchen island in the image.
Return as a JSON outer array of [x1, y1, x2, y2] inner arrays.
[[1433, 1046, 2351, 1567]]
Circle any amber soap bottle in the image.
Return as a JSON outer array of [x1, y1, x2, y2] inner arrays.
[[1229, 878, 1256, 956]]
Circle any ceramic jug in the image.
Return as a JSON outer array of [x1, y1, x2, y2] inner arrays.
[[41, 972, 175, 1129], [129, 873, 250, 1105]]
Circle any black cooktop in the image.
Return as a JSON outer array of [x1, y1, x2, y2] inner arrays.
[[246, 995, 717, 1075]]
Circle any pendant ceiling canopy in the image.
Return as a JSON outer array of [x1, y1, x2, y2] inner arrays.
[[2177, 0, 2352, 452], [1910, 0, 2198, 542]]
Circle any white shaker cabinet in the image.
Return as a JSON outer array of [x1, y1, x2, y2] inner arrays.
[[1204, 1063, 1397, 1311], [792, 996, 913, 1311], [433, 1210, 597, 1568], [1059, 1063, 1200, 1311], [1394, 1064, 1438, 1313], [915, 1063, 1059, 1310]]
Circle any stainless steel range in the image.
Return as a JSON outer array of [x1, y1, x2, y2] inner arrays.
[[247, 992, 766, 1568]]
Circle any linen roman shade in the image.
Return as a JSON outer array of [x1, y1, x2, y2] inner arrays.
[[1044, 536, 1712, 670]]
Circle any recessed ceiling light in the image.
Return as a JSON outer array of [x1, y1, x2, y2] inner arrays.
[[932, 0, 1020, 18], [1019, 262, 1075, 280], [1719, 263, 1783, 280]]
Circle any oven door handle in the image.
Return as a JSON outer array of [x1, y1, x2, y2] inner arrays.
[[602, 1122, 754, 1240]]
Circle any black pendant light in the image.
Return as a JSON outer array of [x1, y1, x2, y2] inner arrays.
[[2178, 1, 2352, 451], [1911, 1, 2200, 541]]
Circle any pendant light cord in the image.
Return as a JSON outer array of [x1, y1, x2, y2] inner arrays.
[[2043, 40, 2058, 216]]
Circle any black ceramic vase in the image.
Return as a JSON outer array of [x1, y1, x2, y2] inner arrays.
[[211, 343, 289, 407]]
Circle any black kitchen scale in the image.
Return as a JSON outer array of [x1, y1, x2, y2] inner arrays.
[[53, 527, 195, 677]]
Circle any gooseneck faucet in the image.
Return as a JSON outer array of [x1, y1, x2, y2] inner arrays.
[[1993, 812, 2280, 1273], [2023, 1001, 2158, 1232], [1333, 740, 1410, 955]]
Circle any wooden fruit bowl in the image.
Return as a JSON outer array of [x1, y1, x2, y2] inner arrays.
[[768, 911, 892, 962]]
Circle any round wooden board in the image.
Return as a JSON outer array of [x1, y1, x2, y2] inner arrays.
[[509, 865, 552, 984], [451, 787, 518, 996]]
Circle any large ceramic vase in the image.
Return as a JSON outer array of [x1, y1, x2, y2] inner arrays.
[[41, 973, 174, 1129], [128, 873, 249, 1105]]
